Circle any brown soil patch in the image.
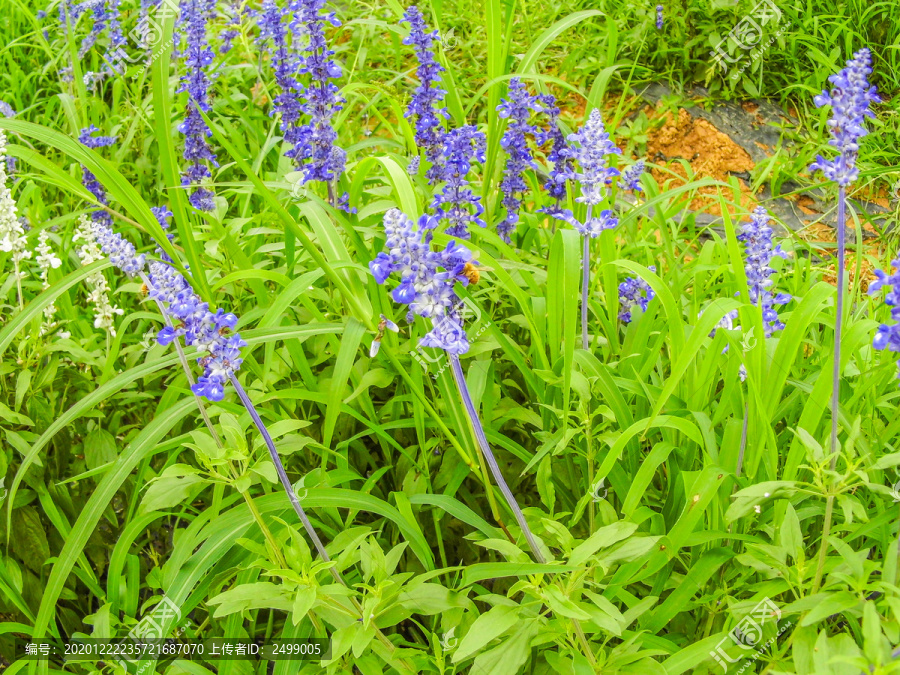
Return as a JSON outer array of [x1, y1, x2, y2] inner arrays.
[[797, 221, 882, 293], [850, 184, 892, 210], [645, 108, 757, 216]]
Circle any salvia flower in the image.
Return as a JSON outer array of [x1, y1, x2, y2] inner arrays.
[[870, 259, 900, 382], [570, 108, 621, 206], [85, 217, 147, 277], [536, 93, 575, 217], [618, 267, 656, 323], [656, 5, 663, 30], [255, 0, 304, 165], [369, 208, 475, 354], [553, 109, 622, 238], [0, 101, 16, 118], [102, 0, 127, 74], [78, 0, 112, 58], [738, 206, 791, 337], [219, 1, 241, 54], [809, 48, 880, 187], [0, 131, 31, 286], [73, 214, 123, 335], [151, 271, 246, 401], [78, 127, 117, 227], [35, 230, 66, 336], [289, 0, 346, 185], [79, 125, 117, 148], [137, 228, 246, 401], [431, 125, 486, 239], [176, 0, 219, 211], [401, 5, 448, 183], [496, 78, 543, 243], [35, 229, 61, 280], [619, 159, 645, 192]]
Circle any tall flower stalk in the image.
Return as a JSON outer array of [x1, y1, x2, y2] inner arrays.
[[734, 206, 790, 476], [35, 230, 66, 336], [401, 6, 448, 183], [370, 208, 544, 556], [369, 207, 599, 665], [81, 209, 344, 575], [81, 206, 413, 671], [431, 125, 486, 240], [807, 49, 877, 594], [556, 109, 621, 349], [496, 78, 543, 244], [0, 130, 31, 308], [177, 0, 219, 211], [808, 48, 880, 463], [290, 0, 346, 195]]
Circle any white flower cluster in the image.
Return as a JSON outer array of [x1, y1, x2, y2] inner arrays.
[[35, 230, 69, 338], [0, 130, 31, 290], [73, 214, 122, 336]]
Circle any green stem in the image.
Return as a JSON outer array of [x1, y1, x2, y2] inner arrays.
[[812, 494, 835, 594]]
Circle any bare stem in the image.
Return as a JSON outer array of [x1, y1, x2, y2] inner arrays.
[[228, 374, 414, 673], [812, 493, 834, 593], [829, 187, 846, 468], [14, 260, 23, 310], [736, 401, 749, 478], [580, 205, 594, 351], [228, 374, 344, 585], [449, 353, 545, 562]]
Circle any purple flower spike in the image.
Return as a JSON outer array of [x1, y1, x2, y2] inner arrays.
[[619, 160, 645, 192], [176, 0, 219, 212], [656, 5, 663, 30], [79, 0, 112, 58], [219, 1, 241, 54], [146, 254, 246, 400], [431, 125, 486, 239], [369, 208, 475, 355], [809, 49, 880, 464], [86, 219, 147, 277], [78, 128, 117, 227], [289, 0, 346, 185], [870, 259, 900, 382], [618, 267, 656, 322], [79, 125, 118, 148], [738, 206, 791, 337], [537, 93, 576, 218], [570, 108, 621, 206], [809, 48, 880, 188], [401, 6, 449, 184], [496, 78, 543, 243]]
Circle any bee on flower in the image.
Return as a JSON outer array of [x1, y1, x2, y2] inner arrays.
[[369, 314, 400, 357]]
